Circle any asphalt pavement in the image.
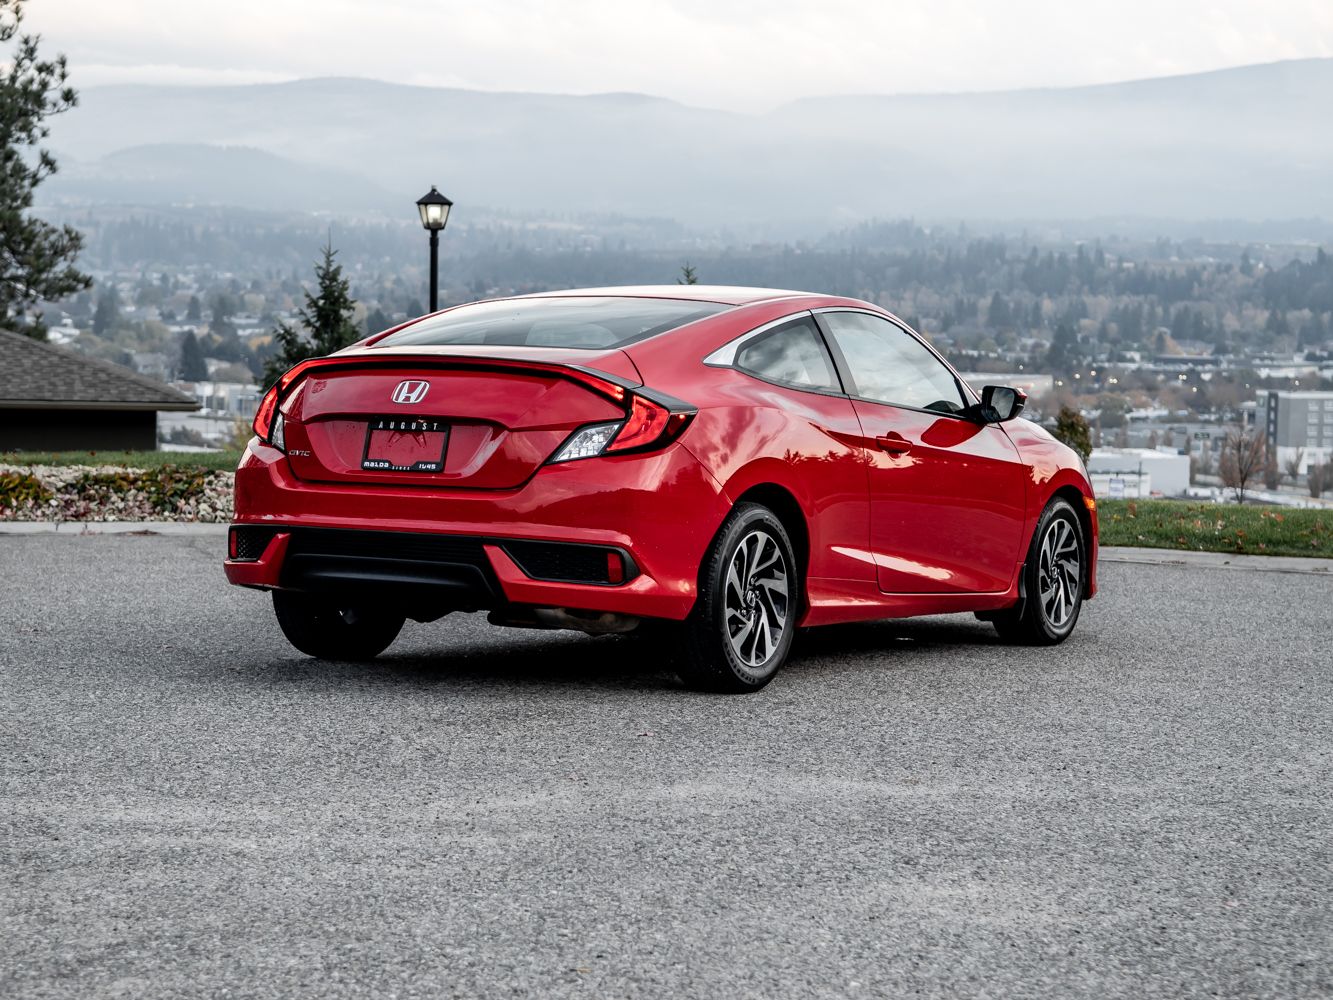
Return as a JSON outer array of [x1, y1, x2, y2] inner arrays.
[[1, 533, 1329, 999]]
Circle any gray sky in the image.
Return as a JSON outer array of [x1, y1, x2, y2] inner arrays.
[[34, 0, 1333, 111]]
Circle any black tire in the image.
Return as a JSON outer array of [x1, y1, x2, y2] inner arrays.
[[990, 498, 1086, 645], [674, 503, 799, 693], [271, 590, 405, 660]]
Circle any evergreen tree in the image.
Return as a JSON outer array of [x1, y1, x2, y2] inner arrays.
[[92, 286, 120, 336], [186, 294, 202, 322], [178, 330, 208, 381], [1045, 323, 1080, 373], [678, 262, 698, 285], [1052, 407, 1092, 463], [1264, 310, 1290, 340], [209, 292, 238, 339], [1170, 306, 1191, 342], [0, 1, 90, 338], [363, 306, 392, 337], [264, 241, 360, 386], [986, 291, 1010, 330], [1298, 311, 1327, 347]]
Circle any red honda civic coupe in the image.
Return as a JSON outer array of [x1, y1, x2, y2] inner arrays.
[[225, 286, 1097, 692]]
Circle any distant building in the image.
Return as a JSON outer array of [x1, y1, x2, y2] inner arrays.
[[1258, 390, 1333, 474], [1088, 447, 1191, 498], [183, 380, 263, 420], [131, 351, 172, 382], [0, 329, 197, 451]]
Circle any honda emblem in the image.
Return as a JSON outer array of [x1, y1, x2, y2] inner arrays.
[[391, 380, 430, 404]]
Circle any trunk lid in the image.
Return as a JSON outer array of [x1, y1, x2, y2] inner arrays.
[[278, 348, 637, 490]]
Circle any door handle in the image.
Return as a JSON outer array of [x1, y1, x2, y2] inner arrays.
[[876, 434, 913, 455]]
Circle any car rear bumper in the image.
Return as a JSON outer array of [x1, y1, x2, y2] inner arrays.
[[223, 440, 729, 620]]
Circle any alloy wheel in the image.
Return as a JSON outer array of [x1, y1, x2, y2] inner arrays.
[[724, 529, 790, 669], [1037, 517, 1081, 629]]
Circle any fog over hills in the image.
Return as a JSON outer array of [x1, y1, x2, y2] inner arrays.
[[47, 59, 1333, 228]]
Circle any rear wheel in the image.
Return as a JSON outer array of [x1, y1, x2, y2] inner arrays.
[[990, 498, 1085, 645], [674, 503, 798, 693], [272, 590, 405, 660]]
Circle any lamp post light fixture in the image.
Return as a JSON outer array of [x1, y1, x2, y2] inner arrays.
[[416, 185, 453, 313]]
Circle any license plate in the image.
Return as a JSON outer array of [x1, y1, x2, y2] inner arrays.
[[361, 417, 448, 472]]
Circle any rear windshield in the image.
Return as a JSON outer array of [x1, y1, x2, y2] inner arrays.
[[376, 296, 730, 350]]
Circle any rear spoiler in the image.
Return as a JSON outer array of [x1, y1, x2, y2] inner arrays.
[[253, 354, 695, 458]]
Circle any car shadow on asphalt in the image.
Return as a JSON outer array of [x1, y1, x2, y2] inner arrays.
[[248, 614, 1003, 693], [791, 615, 1002, 661], [262, 630, 687, 693]]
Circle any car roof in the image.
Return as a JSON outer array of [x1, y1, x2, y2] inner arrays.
[[516, 285, 813, 306]]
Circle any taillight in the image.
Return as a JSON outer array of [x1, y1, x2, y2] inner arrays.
[[548, 388, 695, 463], [610, 390, 695, 453], [252, 359, 326, 443], [252, 383, 280, 440], [549, 422, 622, 463], [605, 395, 675, 452]]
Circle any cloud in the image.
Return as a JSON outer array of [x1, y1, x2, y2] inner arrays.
[[73, 64, 297, 88], [31, 0, 1333, 110]]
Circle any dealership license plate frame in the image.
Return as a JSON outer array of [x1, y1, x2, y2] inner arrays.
[[361, 416, 449, 473]]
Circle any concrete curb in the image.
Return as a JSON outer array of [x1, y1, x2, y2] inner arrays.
[[1100, 545, 1332, 576], [0, 521, 227, 535]]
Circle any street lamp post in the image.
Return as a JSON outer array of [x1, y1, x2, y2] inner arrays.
[[416, 186, 453, 312]]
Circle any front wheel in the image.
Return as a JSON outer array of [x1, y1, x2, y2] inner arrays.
[[990, 498, 1086, 645], [673, 503, 798, 693], [272, 590, 405, 660]]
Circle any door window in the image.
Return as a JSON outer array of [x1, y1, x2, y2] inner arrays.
[[821, 312, 965, 414]]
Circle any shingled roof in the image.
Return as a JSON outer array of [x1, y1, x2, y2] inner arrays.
[[0, 329, 198, 412]]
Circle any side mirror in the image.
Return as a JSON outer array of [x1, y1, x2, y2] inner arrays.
[[978, 384, 1027, 423]]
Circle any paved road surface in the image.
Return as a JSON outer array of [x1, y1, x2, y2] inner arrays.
[[2, 534, 1329, 999]]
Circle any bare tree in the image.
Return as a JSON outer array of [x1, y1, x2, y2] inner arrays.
[[1194, 444, 1214, 480], [1283, 447, 1306, 484], [1263, 453, 1281, 490], [1309, 461, 1330, 499], [1219, 427, 1268, 503]]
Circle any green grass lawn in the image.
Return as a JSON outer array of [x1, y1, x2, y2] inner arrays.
[[1, 449, 244, 472], [1098, 499, 1331, 558]]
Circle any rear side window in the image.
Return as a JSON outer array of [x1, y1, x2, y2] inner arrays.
[[734, 318, 840, 391], [377, 296, 730, 350]]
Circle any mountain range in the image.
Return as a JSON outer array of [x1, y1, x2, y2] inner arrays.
[[46, 59, 1333, 228]]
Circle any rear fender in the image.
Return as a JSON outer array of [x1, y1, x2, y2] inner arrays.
[[714, 455, 875, 597]]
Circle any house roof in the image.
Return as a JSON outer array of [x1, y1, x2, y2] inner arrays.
[[0, 329, 199, 412]]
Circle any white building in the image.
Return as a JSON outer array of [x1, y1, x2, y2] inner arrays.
[[182, 380, 263, 419], [1258, 390, 1333, 474], [1089, 468, 1152, 499], [1087, 447, 1191, 498]]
